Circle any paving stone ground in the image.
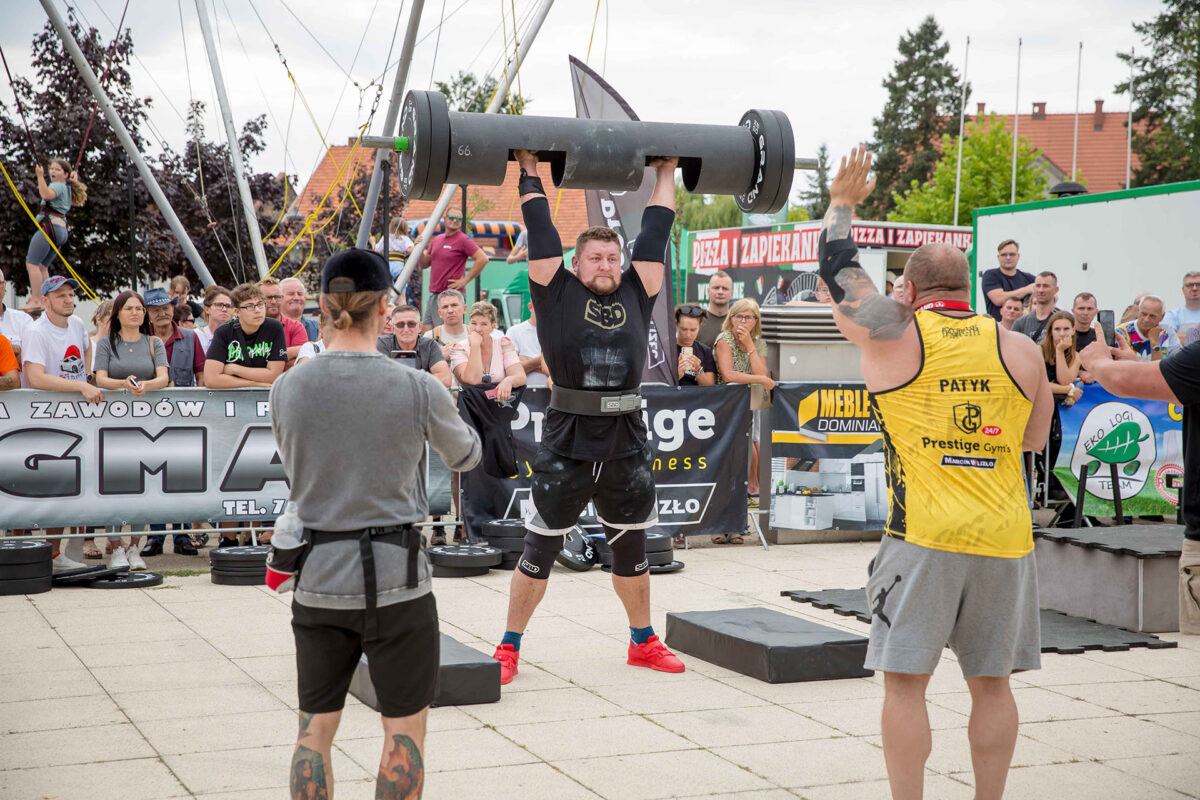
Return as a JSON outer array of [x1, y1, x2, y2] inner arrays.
[[2, 538, 1198, 799]]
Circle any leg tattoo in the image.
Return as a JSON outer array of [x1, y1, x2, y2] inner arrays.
[[376, 733, 424, 800], [290, 744, 329, 800]]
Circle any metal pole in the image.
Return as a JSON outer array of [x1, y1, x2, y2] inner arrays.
[[1072, 41, 1083, 180], [38, 0, 216, 287], [952, 36, 970, 227], [194, 0, 269, 279], [128, 160, 137, 291], [393, 0, 555, 295], [381, 156, 391, 291], [1126, 47, 1134, 189], [356, 0, 427, 249], [1010, 38, 1022, 205]]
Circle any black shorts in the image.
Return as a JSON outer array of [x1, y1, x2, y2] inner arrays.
[[292, 592, 439, 718], [525, 443, 658, 535]]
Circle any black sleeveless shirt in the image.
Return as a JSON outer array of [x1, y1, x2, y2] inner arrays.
[[530, 264, 655, 461]]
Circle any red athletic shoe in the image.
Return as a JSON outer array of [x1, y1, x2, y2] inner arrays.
[[493, 644, 519, 684], [627, 635, 685, 673]]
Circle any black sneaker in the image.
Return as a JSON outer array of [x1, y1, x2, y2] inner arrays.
[[140, 539, 164, 558], [217, 536, 239, 549]]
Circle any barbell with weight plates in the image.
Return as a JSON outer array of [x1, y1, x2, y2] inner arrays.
[[368, 90, 799, 214]]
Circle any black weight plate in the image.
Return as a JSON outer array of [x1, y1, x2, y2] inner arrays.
[[432, 564, 491, 578], [425, 89, 451, 195], [649, 560, 685, 574], [556, 526, 597, 572], [598, 550, 612, 567], [483, 519, 527, 537], [210, 564, 269, 575], [592, 536, 611, 554], [494, 552, 521, 571], [429, 544, 502, 568], [0, 539, 52, 565], [484, 536, 527, 554], [51, 565, 120, 586], [735, 110, 768, 213], [209, 546, 270, 564], [210, 571, 264, 586], [749, 108, 788, 215], [91, 572, 164, 589], [0, 560, 53, 580], [0, 574, 52, 595], [645, 533, 673, 554], [398, 89, 432, 199], [647, 550, 675, 567], [764, 109, 795, 214]]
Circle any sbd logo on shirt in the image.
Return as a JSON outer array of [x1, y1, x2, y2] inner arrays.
[[585, 299, 626, 330]]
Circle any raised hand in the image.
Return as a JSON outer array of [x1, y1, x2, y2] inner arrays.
[[829, 146, 876, 208]]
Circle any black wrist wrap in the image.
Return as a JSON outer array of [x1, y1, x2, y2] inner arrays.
[[521, 195, 563, 261], [631, 205, 675, 263], [817, 228, 860, 304], [518, 169, 546, 197]]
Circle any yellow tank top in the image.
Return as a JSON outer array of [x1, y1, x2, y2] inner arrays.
[[868, 310, 1033, 558]]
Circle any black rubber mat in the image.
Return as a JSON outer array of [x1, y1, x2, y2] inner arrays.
[[782, 588, 1179, 653], [349, 633, 500, 708], [1034, 524, 1183, 559]]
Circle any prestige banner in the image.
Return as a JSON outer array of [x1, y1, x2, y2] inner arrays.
[[0, 388, 453, 528], [460, 385, 751, 539]]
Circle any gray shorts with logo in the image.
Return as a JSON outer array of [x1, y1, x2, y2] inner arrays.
[[863, 534, 1041, 678]]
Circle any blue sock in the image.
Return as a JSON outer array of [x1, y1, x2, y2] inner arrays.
[[630, 625, 655, 645], [501, 631, 523, 651]]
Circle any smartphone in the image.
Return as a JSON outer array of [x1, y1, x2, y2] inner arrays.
[[389, 350, 419, 368], [128, 376, 139, 388], [681, 346, 693, 359], [1098, 310, 1116, 347]]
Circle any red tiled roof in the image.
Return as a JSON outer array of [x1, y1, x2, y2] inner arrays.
[[294, 145, 591, 248], [975, 101, 1141, 193]]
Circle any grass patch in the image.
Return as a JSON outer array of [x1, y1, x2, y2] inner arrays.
[[158, 569, 210, 577]]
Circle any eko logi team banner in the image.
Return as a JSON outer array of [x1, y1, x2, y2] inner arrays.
[[1053, 384, 1183, 516], [0, 388, 454, 529], [461, 385, 751, 539], [0, 386, 747, 533]]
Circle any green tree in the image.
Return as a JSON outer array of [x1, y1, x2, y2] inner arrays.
[[786, 205, 810, 222], [799, 143, 831, 219], [1116, 0, 1200, 186], [888, 115, 1047, 225], [434, 70, 531, 114], [862, 15, 965, 219]]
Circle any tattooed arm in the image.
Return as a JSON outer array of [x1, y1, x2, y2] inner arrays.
[[819, 147, 915, 349]]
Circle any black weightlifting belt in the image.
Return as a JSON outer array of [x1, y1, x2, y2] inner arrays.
[[550, 385, 642, 416], [307, 524, 423, 639]]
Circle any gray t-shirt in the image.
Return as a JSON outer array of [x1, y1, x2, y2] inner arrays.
[[375, 333, 445, 371], [1011, 307, 1060, 344], [92, 334, 167, 381], [269, 350, 481, 610]]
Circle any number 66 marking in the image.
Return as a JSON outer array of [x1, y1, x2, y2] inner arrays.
[[457, 144, 472, 156]]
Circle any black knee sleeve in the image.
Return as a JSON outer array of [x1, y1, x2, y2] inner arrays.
[[605, 527, 648, 577], [517, 531, 563, 580]]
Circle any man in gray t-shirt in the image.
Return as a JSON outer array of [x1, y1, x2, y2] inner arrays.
[[269, 249, 480, 800]]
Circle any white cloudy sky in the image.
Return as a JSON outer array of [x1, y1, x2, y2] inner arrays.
[[2, 0, 1159, 201]]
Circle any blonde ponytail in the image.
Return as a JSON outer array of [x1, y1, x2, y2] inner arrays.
[[322, 290, 385, 331]]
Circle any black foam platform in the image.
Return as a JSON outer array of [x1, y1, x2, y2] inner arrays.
[[348, 633, 500, 709], [664, 607, 872, 683], [782, 588, 1178, 654], [1033, 524, 1183, 558]]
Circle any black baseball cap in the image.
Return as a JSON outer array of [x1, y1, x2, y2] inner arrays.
[[320, 248, 392, 294]]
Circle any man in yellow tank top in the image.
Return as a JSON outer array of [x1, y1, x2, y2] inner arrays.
[[817, 148, 1053, 800]]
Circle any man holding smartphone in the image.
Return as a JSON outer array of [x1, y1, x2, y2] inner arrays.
[[376, 304, 452, 387]]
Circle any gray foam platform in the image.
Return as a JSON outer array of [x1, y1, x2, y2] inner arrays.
[[782, 588, 1178, 653], [664, 607, 872, 683], [1034, 525, 1181, 632], [349, 633, 500, 709]]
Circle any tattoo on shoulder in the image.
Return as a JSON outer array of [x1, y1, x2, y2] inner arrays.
[[290, 743, 328, 800], [376, 733, 424, 800], [835, 267, 914, 341], [823, 204, 853, 240]]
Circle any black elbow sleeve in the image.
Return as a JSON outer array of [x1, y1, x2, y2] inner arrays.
[[521, 195, 563, 261], [817, 229, 860, 304], [631, 205, 675, 263]]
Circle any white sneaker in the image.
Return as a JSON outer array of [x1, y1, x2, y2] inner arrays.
[[125, 545, 146, 572], [108, 546, 129, 570], [52, 553, 89, 573]]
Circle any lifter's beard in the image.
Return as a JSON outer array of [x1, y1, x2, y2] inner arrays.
[[583, 274, 621, 296]]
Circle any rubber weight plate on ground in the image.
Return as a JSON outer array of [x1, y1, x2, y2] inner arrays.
[[647, 550, 676, 567], [51, 565, 122, 586], [211, 571, 264, 586], [556, 526, 597, 572], [0, 540, 52, 565], [429, 544, 502, 568], [432, 563, 492, 578], [0, 574, 52, 595], [0, 559, 53, 580], [91, 572, 164, 589], [484, 535, 527, 554], [210, 564, 270, 575], [649, 560, 685, 574], [645, 533, 673, 553], [210, 546, 270, 565], [483, 519, 527, 538], [495, 553, 521, 571]]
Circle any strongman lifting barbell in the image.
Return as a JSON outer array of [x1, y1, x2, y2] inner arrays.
[[361, 89, 816, 215]]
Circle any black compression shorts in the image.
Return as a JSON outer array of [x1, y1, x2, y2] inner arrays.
[[525, 443, 658, 535], [292, 592, 439, 717]]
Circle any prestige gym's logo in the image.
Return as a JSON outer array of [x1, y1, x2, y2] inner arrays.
[[953, 402, 982, 435], [1070, 402, 1157, 501], [584, 298, 627, 330]]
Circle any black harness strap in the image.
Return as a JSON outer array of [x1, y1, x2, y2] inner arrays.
[[307, 525, 421, 641]]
